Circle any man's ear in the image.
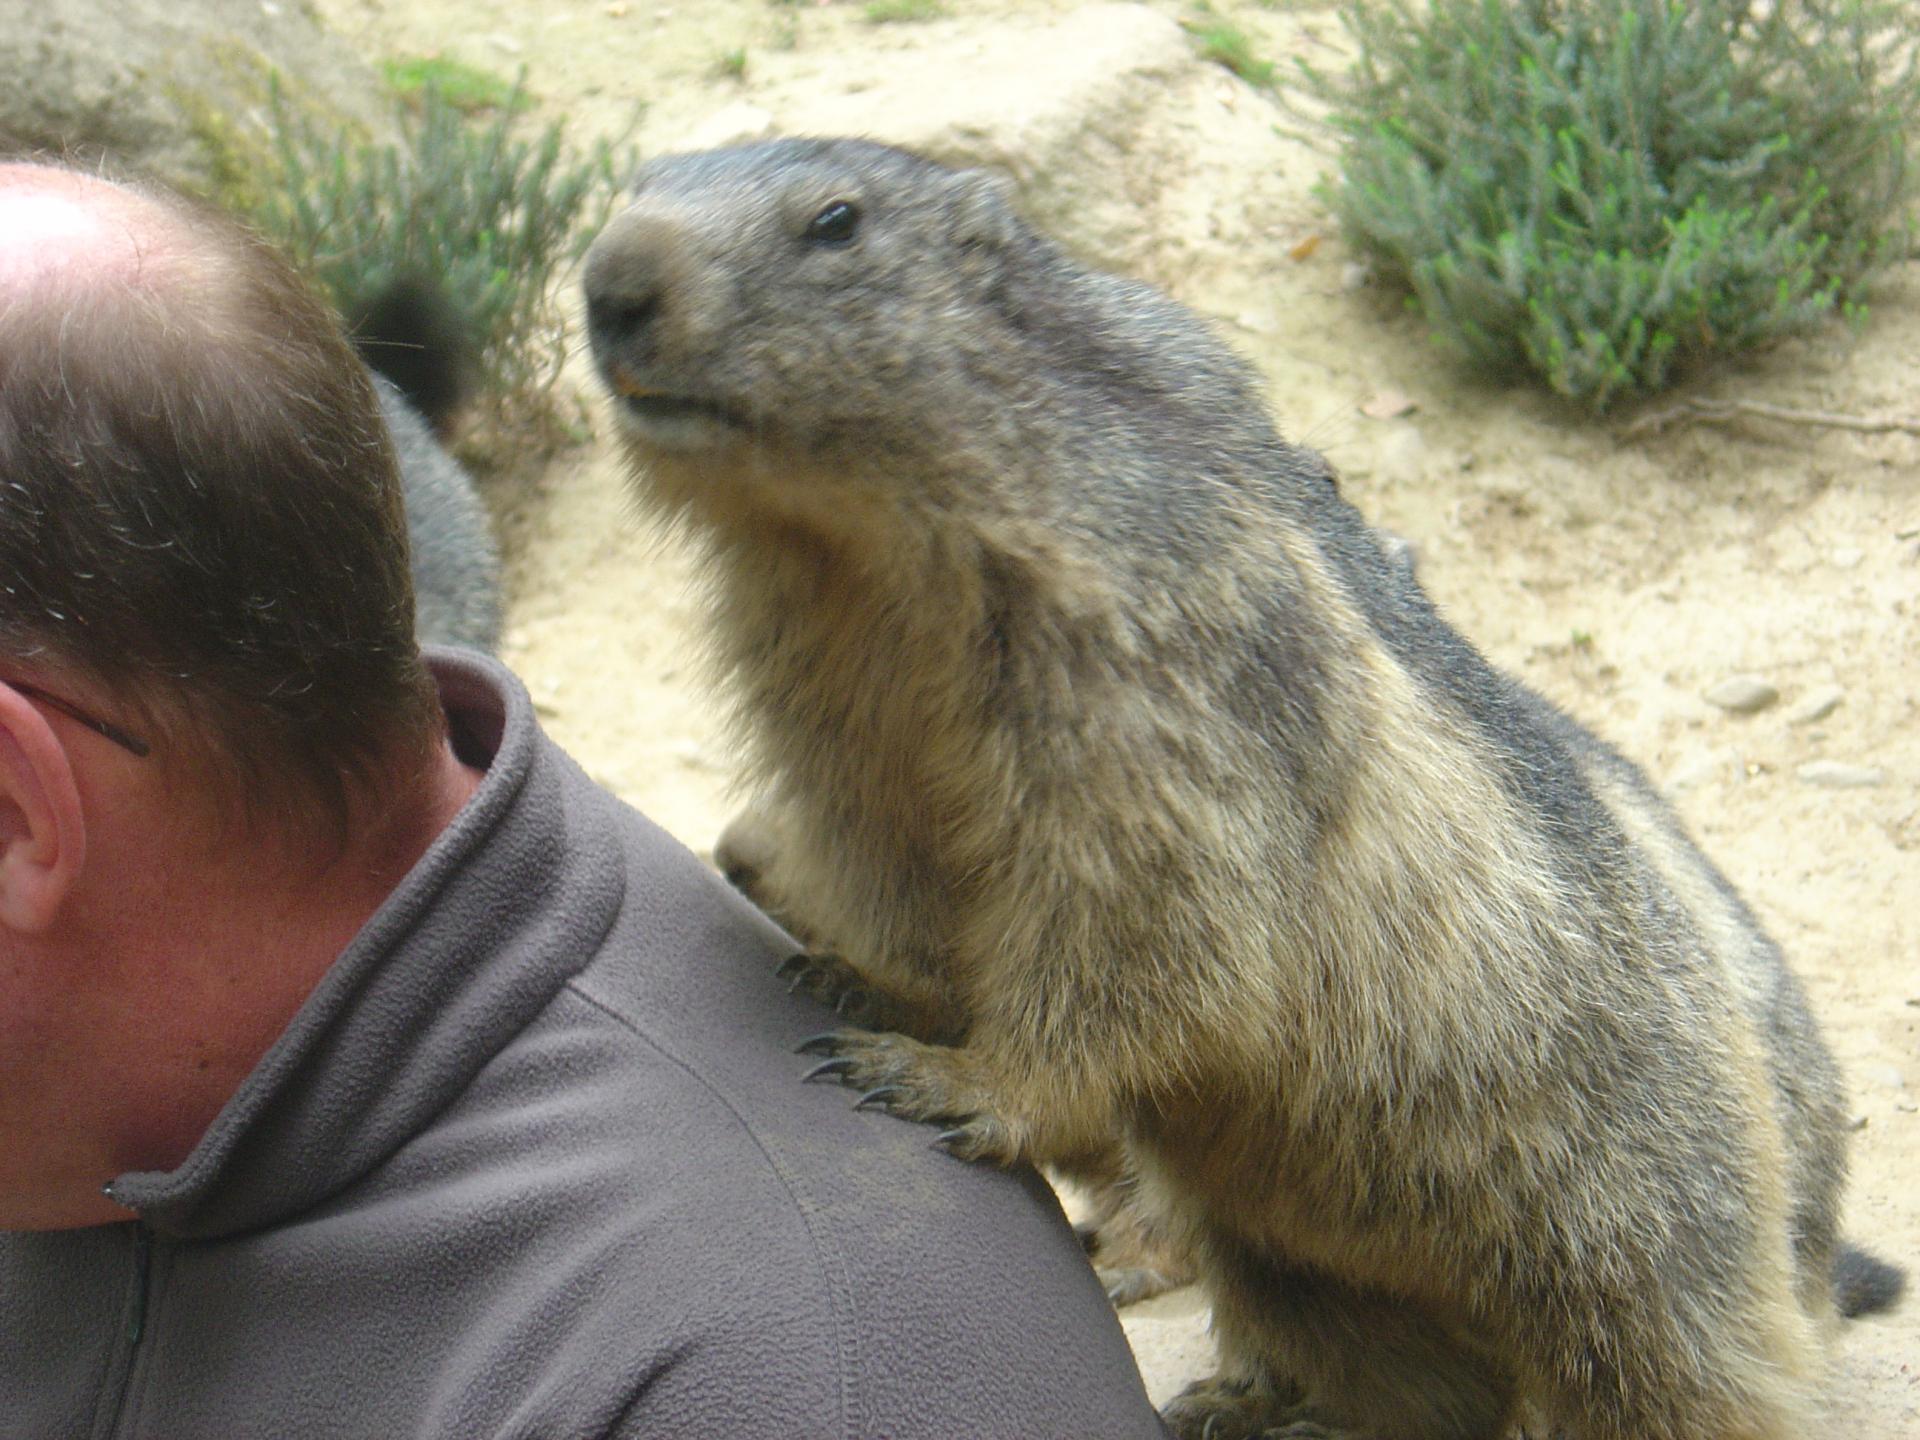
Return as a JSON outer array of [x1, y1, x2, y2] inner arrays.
[[0, 683, 87, 934]]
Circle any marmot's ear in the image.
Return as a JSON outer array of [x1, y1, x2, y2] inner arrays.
[[947, 169, 1020, 257]]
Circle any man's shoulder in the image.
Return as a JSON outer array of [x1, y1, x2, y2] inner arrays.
[[399, 706, 1165, 1435], [441, 808, 1168, 1437]]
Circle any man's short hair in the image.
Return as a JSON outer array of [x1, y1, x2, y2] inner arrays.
[[0, 161, 439, 834]]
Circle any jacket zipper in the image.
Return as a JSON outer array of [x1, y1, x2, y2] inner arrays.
[[94, 1218, 153, 1440], [127, 1224, 151, 1345]]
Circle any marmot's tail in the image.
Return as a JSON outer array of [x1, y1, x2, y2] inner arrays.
[[347, 275, 475, 433], [1834, 1243, 1906, 1318]]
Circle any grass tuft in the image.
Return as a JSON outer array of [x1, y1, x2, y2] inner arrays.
[[378, 55, 530, 115], [864, 0, 946, 24], [1183, 9, 1279, 89]]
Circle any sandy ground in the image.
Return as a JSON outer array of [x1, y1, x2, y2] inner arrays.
[[314, 0, 1917, 1428]]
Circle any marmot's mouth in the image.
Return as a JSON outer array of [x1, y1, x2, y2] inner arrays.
[[603, 367, 748, 450], [620, 391, 740, 427]]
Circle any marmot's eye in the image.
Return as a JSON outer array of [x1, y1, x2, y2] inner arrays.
[[807, 200, 861, 246]]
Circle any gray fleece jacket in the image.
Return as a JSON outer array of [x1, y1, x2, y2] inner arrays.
[[0, 652, 1169, 1440]]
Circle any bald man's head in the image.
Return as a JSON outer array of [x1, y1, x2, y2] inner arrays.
[[0, 166, 231, 342], [0, 165, 156, 284], [0, 184, 113, 285], [0, 159, 439, 836]]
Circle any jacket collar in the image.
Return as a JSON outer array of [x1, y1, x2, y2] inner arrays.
[[108, 651, 628, 1240]]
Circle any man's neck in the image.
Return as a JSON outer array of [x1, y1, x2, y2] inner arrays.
[[24, 740, 483, 1229]]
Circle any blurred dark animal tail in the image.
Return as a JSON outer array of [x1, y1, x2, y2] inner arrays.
[[1833, 1243, 1906, 1318], [348, 275, 477, 433]]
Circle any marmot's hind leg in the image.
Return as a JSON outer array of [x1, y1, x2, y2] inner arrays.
[[1165, 1244, 1513, 1440], [1055, 1148, 1195, 1308]]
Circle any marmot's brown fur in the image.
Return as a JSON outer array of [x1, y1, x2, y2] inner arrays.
[[583, 137, 1903, 1440]]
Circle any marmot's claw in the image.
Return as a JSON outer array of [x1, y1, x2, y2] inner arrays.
[[1163, 1374, 1297, 1440], [794, 1032, 843, 1056], [788, 1030, 1020, 1163], [930, 1115, 1014, 1165], [776, 952, 887, 1025], [774, 952, 810, 983], [853, 1085, 906, 1112]]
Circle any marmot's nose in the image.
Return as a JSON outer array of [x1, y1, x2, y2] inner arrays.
[[581, 206, 678, 359]]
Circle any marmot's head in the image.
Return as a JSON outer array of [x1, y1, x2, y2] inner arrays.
[[583, 138, 1024, 463], [584, 137, 1277, 556]]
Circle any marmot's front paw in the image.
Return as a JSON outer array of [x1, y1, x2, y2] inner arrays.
[[774, 951, 888, 1026], [794, 1030, 1020, 1166], [1161, 1376, 1338, 1440], [1097, 1261, 1188, 1309]]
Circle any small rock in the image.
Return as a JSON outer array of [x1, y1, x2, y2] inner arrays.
[[1898, 1100, 1919, 1114], [1870, 1065, 1907, 1090], [1372, 426, 1429, 486], [1704, 675, 1779, 713], [681, 102, 776, 149], [1339, 261, 1371, 291], [1785, 685, 1844, 725], [672, 738, 724, 773], [1796, 760, 1885, 789], [1360, 390, 1416, 421], [1830, 546, 1864, 570], [1666, 746, 1740, 792], [1847, 1113, 1870, 1132]]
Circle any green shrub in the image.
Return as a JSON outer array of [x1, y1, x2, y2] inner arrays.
[[252, 69, 630, 421], [378, 55, 530, 116], [864, 0, 945, 23], [1184, 9, 1279, 88], [1302, 1, 1919, 410]]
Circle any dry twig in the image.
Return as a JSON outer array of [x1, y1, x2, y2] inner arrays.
[[1624, 396, 1920, 439]]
